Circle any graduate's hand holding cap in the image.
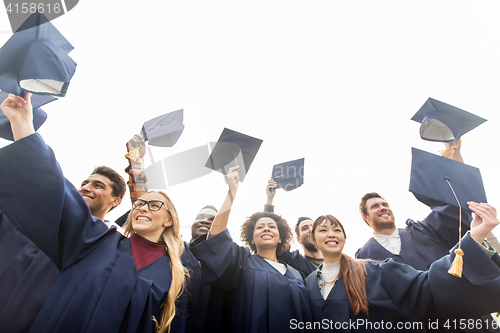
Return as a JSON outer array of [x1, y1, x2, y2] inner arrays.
[[226, 166, 240, 201], [468, 202, 499, 245]]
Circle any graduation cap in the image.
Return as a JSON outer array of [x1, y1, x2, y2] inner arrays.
[[0, 12, 76, 97], [411, 98, 487, 142], [271, 158, 304, 191], [0, 91, 57, 140], [140, 109, 185, 147], [409, 147, 487, 278], [409, 147, 487, 210], [205, 128, 263, 182]]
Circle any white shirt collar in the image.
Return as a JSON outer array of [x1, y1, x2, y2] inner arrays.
[[373, 228, 401, 255]]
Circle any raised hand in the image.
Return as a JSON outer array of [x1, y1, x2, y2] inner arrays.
[[468, 202, 499, 244], [0, 93, 35, 140]]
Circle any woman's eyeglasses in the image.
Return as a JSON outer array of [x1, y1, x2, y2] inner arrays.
[[132, 199, 165, 211]]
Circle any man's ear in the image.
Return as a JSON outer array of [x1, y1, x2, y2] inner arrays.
[[362, 214, 372, 227], [109, 197, 121, 209]]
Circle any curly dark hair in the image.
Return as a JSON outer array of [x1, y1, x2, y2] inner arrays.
[[240, 211, 293, 256]]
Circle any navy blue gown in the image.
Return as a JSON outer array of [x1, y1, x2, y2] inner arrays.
[[307, 235, 500, 332], [0, 134, 185, 333], [356, 206, 500, 332], [355, 206, 471, 270], [278, 249, 316, 280], [190, 230, 313, 333], [179, 241, 232, 333], [0, 212, 61, 333]]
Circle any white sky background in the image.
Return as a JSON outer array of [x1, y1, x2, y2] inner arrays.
[[1, 1, 499, 256]]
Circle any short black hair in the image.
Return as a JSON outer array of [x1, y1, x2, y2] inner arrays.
[[91, 166, 126, 211], [199, 205, 218, 213]]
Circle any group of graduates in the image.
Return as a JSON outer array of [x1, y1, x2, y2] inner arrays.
[[1, 92, 500, 333]]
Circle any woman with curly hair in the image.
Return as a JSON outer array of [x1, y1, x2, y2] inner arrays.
[[306, 212, 500, 332], [189, 167, 313, 333]]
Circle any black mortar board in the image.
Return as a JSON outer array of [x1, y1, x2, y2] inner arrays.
[[140, 109, 184, 147], [205, 128, 263, 181], [0, 12, 76, 97], [271, 158, 304, 191], [114, 210, 131, 228], [409, 147, 487, 212], [0, 91, 57, 140], [411, 98, 487, 142]]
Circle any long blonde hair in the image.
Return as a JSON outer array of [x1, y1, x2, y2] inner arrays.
[[124, 191, 188, 333]]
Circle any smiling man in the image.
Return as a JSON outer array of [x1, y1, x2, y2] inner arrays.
[[355, 140, 500, 333], [79, 166, 126, 231], [355, 140, 473, 269], [190, 205, 218, 241]]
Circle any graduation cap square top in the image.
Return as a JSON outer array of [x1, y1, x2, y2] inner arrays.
[[411, 98, 487, 142], [271, 158, 304, 191], [0, 91, 57, 140], [140, 109, 185, 147], [205, 128, 263, 182], [0, 12, 76, 97], [409, 147, 487, 212]]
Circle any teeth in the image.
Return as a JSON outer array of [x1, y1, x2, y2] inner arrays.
[[137, 216, 151, 222], [82, 196, 92, 200]]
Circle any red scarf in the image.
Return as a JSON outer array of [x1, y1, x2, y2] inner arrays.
[[130, 233, 167, 270]]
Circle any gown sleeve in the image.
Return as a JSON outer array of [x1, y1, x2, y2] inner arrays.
[[411, 205, 472, 251], [189, 229, 251, 290], [380, 233, 500, 322], [0, 134, 113, 271]]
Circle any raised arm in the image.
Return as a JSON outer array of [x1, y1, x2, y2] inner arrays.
[[264, 179, 277, 213], [0, 93, 112, 270], [125, 134, 149, 203], [209, 166, 240, 236], [442, 137, 463, 162]]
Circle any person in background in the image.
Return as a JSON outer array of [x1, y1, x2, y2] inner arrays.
[[79, 165, 126, 233]]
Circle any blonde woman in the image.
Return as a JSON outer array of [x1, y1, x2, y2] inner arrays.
[[0, 93, 187, 333]]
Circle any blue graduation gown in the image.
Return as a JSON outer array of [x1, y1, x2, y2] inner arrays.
[[190, 230, 314, 333], [355, 206, 472, 270], [278, 249, 316, 280], [306, 235, 500, 332], [355, 207, 500, 333], [0, 134, 183, 333], [180, 241, 232, 333], [0, 212, 61, 333]]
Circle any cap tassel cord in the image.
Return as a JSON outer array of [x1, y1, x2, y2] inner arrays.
[[446, 179, 464, 277], [440, 142, 461, 159]]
